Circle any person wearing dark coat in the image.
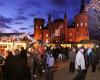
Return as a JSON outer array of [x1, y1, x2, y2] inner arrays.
[[52, 46, 59, 63], [0, 55, 5, 80], [1, 51, 13, 79], [3, 47, 31, 80], [5, 51, 13, 63], [68, 46, 76, 73], [89, 49, 97, 73]]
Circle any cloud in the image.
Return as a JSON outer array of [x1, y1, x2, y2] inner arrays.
[[26, 0, 41, 8], [0, 2, 4, 6], [0, 22, 11, 29], [49, 0, 67, 7], [15, 8, 25, 15], [0, 15, 13, 29], [19, 27, 28, 30], [0, 15, 14, 24], [12, 29, 19, 33], [14, 22, 23, 24], [28, 13, 37, 17], [0, 29, 5, 33], [20, 0, 42, 10], [28, 25, 33, 28], [50, 10, 64, 19], [14, 15, 28, 21]]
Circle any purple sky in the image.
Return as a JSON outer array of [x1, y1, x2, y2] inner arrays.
[[0, 0, 90, 34]]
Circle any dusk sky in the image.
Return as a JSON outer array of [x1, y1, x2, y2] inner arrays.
[[0, 0, 90, 34]]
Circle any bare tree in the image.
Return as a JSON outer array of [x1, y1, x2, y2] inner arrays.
[[86, 0, 100, 39]]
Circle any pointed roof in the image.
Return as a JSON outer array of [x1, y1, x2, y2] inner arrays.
[[48, 13, 51, 23], [48, 13, 51, 20], [64, 11, 67, 18], [80, 0, 85, 13]]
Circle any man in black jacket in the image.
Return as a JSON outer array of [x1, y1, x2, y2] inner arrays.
[[4, 47, 31, 80]]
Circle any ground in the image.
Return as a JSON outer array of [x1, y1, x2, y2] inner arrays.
[[40, 60, 100, 80]]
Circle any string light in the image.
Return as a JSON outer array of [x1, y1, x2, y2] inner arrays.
[[85, 0, 100, 39], [0, 34, 35, 43]]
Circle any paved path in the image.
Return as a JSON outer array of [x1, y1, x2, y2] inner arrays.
[[54, 61, 100, 80], [38, 61, 100, 80]]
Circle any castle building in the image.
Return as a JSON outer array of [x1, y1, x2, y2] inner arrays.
[[34, 0, 89, 43]]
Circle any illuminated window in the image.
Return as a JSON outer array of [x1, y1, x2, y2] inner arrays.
[[46, 34, 48, 37], [55, 30, 60, 37], [40, 26, 41, 29], [85, 23, 87, 26], [77, 24, 79, 27], [81, 22, 83, 26], [70, 33, 72, 36], [40, 35, 42, 37], [59, 25, 63, 29]]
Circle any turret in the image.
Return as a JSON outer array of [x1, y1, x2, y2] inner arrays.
[[64, 12, 68, 42], [80, 0, 85, 13], [48, 13, 51, 24]]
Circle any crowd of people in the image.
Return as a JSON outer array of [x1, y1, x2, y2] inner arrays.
[[68, 45, 100, 80], [0, 44, 100, 80]]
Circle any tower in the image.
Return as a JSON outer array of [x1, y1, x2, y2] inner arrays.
[[48, 13, 52, 43], [74, 0, 89, 42], [64, 12, 68, 42], [48, 13, 51, 24], [75, 14, 89, 42], [34, 18, 45, 41]]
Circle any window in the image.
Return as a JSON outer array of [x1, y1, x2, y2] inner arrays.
[[81, 22, 83, 26], [77, 24, 79, 27], [46, 34, 48, 37], [85, 23, 87, 26], [59, 24, 63, 29], [40, 35, 42, 37], [70, 33, 72, 36], [55, 30, 60, 37], [40, 26, 41, 29]]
